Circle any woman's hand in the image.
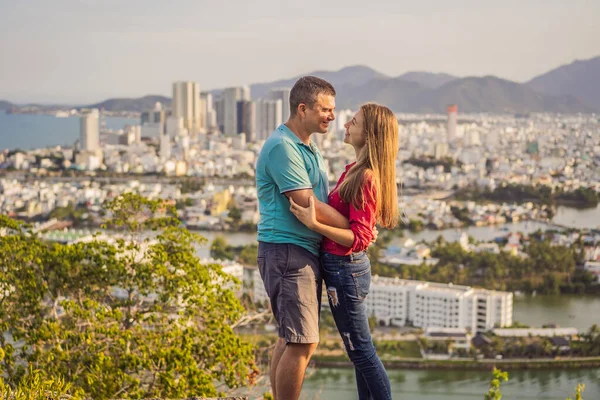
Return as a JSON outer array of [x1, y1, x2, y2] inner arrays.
[[289, 196, 318, 230]]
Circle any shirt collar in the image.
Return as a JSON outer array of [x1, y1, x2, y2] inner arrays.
[[278, 124, 318, 152]]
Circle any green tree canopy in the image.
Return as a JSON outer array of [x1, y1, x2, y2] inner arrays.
[[0, 193, 257, 399]]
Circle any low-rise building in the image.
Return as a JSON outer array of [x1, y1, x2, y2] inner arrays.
[[366, 277, 513, 332]]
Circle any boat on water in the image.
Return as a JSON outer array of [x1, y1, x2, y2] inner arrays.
[[55, 111, 70, 118]]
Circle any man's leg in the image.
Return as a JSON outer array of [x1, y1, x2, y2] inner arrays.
[[270, 338, 287, 399], [275, 342, 318, 400]]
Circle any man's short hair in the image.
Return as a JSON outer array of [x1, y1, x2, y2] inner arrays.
[[289, 76, 336, 117]]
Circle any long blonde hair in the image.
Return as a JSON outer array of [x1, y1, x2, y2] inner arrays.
[[337, 103, 399, 229]]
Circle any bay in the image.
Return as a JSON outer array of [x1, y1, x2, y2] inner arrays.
[[0, 112, 139, 150]]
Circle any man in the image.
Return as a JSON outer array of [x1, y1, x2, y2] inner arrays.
[[255, 76, 350, 400]]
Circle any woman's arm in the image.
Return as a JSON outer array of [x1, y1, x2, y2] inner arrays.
[[289, 197, 355, 247]]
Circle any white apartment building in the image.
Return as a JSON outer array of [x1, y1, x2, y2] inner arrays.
[[366, 277, 512, 332], [172, 81, 203, 135], [80, 108, 100, 152]]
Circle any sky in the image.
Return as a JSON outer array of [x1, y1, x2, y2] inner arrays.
[[0, 0, 598, 104]]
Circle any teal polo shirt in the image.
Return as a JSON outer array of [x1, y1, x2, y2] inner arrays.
[[256, 124, 329, 256]]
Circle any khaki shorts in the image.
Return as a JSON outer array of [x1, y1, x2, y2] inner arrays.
[[257, 242, 322, 344]]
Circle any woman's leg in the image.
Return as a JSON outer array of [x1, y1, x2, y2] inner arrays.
[[355, 368, 372, 400], [322, 252, 392, 400]]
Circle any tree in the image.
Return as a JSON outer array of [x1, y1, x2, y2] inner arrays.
[[228, 207, 242, 228], [0, 193, 258, 398], [485, 368, 508, 400], [211, 235, 234, 260], [566, 384, 585, 400], [238, 244, 258, 266]]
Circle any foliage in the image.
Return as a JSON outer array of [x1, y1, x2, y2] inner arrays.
[[0, 368, 84, 400], [178, 178, 205, 194], [48, 203, 87, 225], [404, 156, 458, 173], [0, 193, 257, 399], [485, 368, 508, 400], [456, 184, 599, 208], [370, 235, 595, 295], [450, 205, 472, 225], [238, 244, 258, 266], [566, 384, 585, 400], [228, 207, 242, 226], [211, 235, 234, 260]]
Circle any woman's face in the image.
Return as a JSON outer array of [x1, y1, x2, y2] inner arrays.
[[343, 110, 367, 151]]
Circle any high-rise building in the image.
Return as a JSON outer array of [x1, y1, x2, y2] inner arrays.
[[237, 100, 256, 142], [447, 104, 458, 144], [172, 81, 202, 135], [255, 99, 283, 141], [223, 86, 250, 136], [201, 91, 218, 132], [214, 95, 225, 133], [80, 109, 100, 152], [165, 116, 186, 137], [269, 88, 291, 122]]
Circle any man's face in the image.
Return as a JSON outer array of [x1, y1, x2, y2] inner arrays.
[[304, 93, 335, 134]]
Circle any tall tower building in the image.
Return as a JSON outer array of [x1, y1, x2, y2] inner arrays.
[[269, 88, 291, 122], [447, 104, 457, 144], [223, 86, 251, 136], [80, 109, 100, 152], [255, 99, 283, 142], [172, 81, 202, 135], [237, 100, 256, 142], [201, 91, 217, 132], [214, 95, 225, 133]]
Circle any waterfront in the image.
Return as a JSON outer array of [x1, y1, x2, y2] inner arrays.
[[0, 112, 139, 150], [513, 295, 600, 332], [190, 230, 600, 332], [553, 204, 600, 230], [302, 367, 600, 400]]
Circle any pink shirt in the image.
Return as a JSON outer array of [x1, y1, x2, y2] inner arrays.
[[322, 163, 377, 256]]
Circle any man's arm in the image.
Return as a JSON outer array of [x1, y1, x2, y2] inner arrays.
[[284, 189, 350, 229]]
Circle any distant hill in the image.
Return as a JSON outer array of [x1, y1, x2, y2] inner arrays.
[[397, 71, 458, 89], [404, 76, 595, 114], [249, 65, 389, 99], [0, 100, 15, 111], [334, 78, 426, 110], [246, 65, 593, 113], [85, 95, 171, 112], [527, 55, 600, 111], [305, 74, 593, 113]]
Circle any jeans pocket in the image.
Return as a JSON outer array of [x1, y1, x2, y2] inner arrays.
[[351, 267, 371, 300]]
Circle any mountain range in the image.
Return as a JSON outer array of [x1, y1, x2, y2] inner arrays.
[[2, 55, 599, 114]]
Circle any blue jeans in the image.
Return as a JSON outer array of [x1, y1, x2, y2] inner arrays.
[[321, 251, 392, 400]]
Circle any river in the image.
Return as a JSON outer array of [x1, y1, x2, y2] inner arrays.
[[302, 367, 599, 400]]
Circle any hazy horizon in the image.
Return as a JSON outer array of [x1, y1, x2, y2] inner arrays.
[[1, 0, 598, 104]]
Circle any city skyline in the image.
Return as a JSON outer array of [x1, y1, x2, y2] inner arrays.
[[1, 0, 598, 103]]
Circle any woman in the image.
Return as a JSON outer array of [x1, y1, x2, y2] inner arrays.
[[289, 103, 399, 400]]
